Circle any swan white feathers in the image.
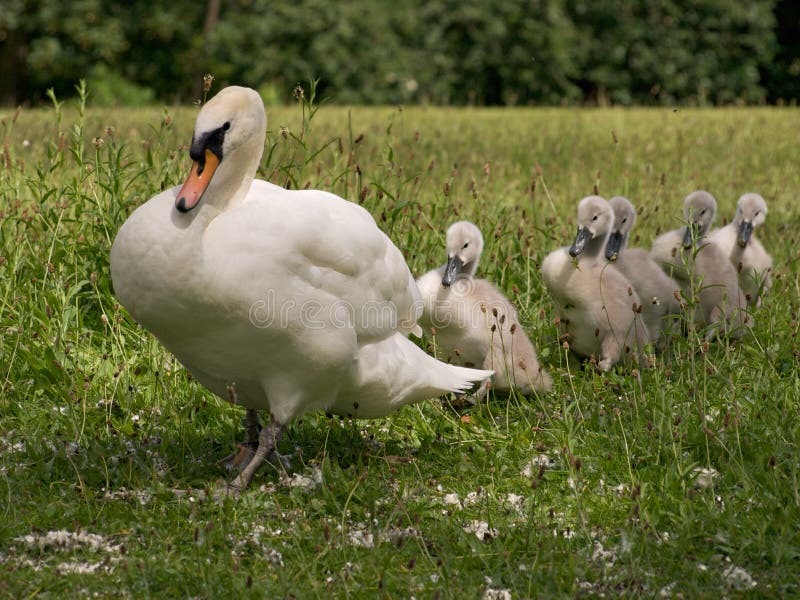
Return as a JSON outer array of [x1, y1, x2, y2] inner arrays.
[[110, 86, 492, 489]]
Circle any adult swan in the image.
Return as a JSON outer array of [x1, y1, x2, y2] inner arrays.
[[110, 86, 491, 491]]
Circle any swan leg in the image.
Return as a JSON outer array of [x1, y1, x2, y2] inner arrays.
[[221, 409, 262, 472], [244, 408, 261, 442], [228, 416, 284, 493]]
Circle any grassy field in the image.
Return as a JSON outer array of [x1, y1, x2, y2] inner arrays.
[[1, 87, 799, 598]]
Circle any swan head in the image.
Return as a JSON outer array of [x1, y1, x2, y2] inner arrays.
[[682, 190, 717, 248], [442, 221, 483, 287], [733, 193, 767, 247], [569, 195, 612, 258], [606, 196, 636, 260], [176, 86, 266, 213]]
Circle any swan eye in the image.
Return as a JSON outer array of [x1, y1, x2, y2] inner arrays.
[[222, 121, 231, 131]]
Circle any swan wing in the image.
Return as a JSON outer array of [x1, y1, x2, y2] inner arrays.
[[205, 181, 421, 341]]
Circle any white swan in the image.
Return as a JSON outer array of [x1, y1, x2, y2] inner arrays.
[[110, 86, 492, 490], [708, 193, 772, 307], [541, 195, 650, 371], [416, 221, 552, 396], [650, 190, 751, 338], [606, 196, 683, 345]]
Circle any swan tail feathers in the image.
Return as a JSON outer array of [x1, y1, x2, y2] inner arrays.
[[425, 361, 494, 397], [349, 334, 493, 415]]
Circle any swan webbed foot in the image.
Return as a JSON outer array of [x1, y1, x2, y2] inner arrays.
[[270, 449, 292, 471], [228, 417, 283, 493], [221, 443, 257, 472]]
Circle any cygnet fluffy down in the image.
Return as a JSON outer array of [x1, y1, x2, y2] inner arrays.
[[606, 196, 683, 345], [708, 192, 772, 307], [651, 190, 751, 338], [541, 195, 650, 371], [417, 221, 552, 395]]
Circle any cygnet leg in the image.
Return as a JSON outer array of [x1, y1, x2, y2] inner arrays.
[[598, 335, 622, 372]]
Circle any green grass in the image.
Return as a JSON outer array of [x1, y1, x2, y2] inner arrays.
[[1, 88, 799, 598]]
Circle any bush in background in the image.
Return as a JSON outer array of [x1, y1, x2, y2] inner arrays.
[[0, 0, 795, 106]]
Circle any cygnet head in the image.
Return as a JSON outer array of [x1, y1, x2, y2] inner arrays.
[[442, 221, 484, 287], [734, 193, 767, 247], [606, 196, 637, 260], [569, 195, 613, 258], [682, 190, 717, 248], [176, 86, 266, 213]]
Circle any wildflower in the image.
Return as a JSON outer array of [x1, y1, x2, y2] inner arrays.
[[464, 520, 498, 541], [722, 565, 756, 590], [692, 467, 719, 489], [203, 74, 215, 93]]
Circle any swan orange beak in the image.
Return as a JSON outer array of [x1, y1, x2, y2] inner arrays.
[[175, 149, 220, 212]]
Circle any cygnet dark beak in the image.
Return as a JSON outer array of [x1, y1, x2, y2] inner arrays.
[[569, 226, 592, 257], [441, 255, 464, 287]]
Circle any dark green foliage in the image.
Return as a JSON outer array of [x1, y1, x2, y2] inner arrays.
[[762, 0, 800, 103], [210, 0, 420, 105], [412, 0, 582, 105], [0, 0, 792, 106], [566, 0, 777, 105]]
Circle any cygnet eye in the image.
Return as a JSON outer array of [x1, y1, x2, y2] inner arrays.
[[222, 121, 231, 131], [463, 242, 469, 249], [592, 215, 598, 221], [754, 211, 760, 217], [700, 209, 706, 216], [622, 218, 627, 224]]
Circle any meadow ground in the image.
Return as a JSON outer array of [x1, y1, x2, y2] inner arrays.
[[1, 88, 799, 598]]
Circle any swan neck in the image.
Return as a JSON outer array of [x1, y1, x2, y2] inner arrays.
[[197, 137, 263, 222]]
